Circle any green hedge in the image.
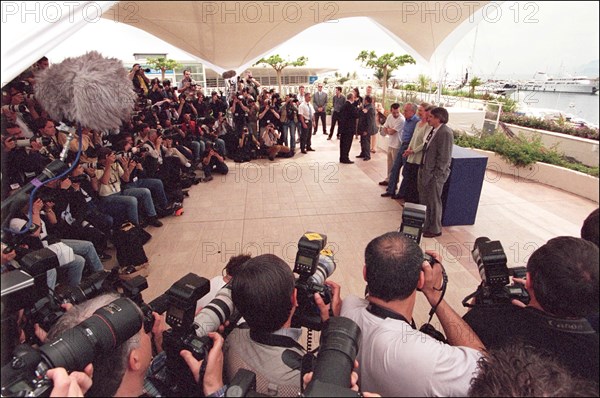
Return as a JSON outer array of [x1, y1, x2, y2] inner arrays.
[[454, 132, 599, 177], [500, 113, 599, 141]]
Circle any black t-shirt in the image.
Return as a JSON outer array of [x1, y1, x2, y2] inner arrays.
[[463, 305, 599, 381]]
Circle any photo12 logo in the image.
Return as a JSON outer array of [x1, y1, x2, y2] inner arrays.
[[2, 1, 108, 24], [200, 1, 339, 24]]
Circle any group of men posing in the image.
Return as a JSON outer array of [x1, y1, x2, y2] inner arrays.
[[333, 96, 453, 238]]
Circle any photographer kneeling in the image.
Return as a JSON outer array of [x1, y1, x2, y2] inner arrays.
[[463, 236, 599, 382], [223, 254, 341, 397]]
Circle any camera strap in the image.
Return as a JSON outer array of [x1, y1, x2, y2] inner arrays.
[[249, 330, 306, 351], [366, 303, 417, 330], [526, 307, 597, 334]]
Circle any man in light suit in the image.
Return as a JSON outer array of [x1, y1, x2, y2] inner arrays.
[[313, 83, 328, 135], [418, 107, 453, 238]]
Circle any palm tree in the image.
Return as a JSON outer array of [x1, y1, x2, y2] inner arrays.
[[469, 77, 483, 97], [417, 74, 431, 93]]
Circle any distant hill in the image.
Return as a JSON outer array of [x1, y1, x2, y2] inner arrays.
[[577, 59, 599, 77]]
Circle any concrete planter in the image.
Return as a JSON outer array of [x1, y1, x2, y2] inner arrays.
[[505, 123, 599, 167], [469, 148, 599, 203]]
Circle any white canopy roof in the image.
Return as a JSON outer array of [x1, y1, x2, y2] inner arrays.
[[2, 1, 489, 85]]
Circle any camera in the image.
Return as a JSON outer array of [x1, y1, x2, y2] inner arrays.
[[80, 161, 98, 170], [398, 203, 427, 244], [68, 174, 89, 184], [291, 232, 336, 330], [463, 237, 530, 307], [150, 273, 213, 396], [1, 104, 29, 113], [1, 297, 143, 397]]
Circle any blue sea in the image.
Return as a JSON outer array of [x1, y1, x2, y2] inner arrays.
[[513, 91, 599, 126]]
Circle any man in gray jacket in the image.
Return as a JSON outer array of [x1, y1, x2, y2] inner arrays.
[[419, 107, 453, 238], [312, 83, 328, 135]]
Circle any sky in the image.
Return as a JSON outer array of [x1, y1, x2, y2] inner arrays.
[[23, 1, 600, 82]]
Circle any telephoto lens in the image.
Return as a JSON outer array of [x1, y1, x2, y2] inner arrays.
[[40, 297, 142, 371], [193, 284, 237, 337], [303, 317, 362, 397], [308, 254, 336, 285]]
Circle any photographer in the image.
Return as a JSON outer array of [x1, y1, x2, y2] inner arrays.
[[149, 78, 166, 104], [235, 127, 260, 163], [94, 147, 162, 228], [37, 178, 111, 261], [280, 94, 298, 151], [209, 91, 227, 120], [162, 79, 178, 103], [340, 232, 484, 396], [258, 96, 280, 139], [468, 343, 599, 397], [2, 81, 38, 135], [230, 93, 249, 135], [201, 141, 228, 182], [116, 139, 183, 219], [463, 236, 599, 382], [129, 64, 150, 97], [8, 199, 86, 288], [261, 123, 290, 161], [177, 93, 198, 122], [243, 71, 260, 98], [223, 254, 341, 396], [1, 121, 44, 195], [43, 293, 226, 397]]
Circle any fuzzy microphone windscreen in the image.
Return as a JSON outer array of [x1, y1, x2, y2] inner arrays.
[[35, 51, 136, 131]]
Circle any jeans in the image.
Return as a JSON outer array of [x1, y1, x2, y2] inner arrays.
[[386, 141, 410, 195], [98, 193, 140, 225], [124, 178, 168, 210], [281, 121, 296, 150], [53, 254, 85, 288], [62, 239, 103, 273]]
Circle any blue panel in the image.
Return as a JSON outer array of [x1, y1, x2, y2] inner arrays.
[[441, 146, 488, 226]]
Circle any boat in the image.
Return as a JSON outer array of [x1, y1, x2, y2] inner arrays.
[[519, 72, 599, 95], [475, 81, 518, 96]]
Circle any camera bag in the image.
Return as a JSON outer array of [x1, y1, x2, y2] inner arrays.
[[112, 222, 150, 274]]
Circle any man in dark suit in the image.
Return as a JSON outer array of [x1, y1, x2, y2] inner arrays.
[[338, 93, 358, 164], [418, 107, 453, 237]]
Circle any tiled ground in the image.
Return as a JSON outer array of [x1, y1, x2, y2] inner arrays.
[[119, 131, 598, 326]]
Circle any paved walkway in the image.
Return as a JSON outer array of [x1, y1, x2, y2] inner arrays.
[[126, 131, 597, 326]]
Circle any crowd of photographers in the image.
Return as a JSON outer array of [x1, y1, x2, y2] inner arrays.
[[2, 57, 599, 397], [2, 207, 598, 397]]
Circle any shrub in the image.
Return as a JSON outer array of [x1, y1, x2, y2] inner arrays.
[[500, 113, 599, 141], [454, 131, 599, 177]]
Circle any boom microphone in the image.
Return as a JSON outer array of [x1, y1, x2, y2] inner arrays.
[[222, 70, 236, 80], [34, 51, 136, 131]]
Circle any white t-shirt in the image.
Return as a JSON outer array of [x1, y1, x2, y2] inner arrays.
[[383, 113, 406, 149], [341, 295, 481, 397]]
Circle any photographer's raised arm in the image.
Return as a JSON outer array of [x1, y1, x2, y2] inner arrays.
[[420, 255, 485, 352]]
